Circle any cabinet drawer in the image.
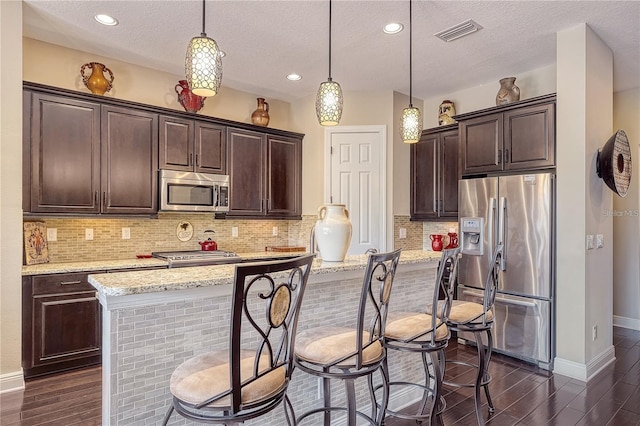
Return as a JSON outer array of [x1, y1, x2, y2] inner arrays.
[[32, 273, 97, 295]]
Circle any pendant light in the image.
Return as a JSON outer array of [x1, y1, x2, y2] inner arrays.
[[316, 0, 343, 126], [401, 0, 422, 143], [185, 0, 222, 97]]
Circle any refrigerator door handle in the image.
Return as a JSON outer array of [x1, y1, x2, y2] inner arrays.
[[488, 197, 497, 257], [460, 290, 538, 308], [498, 196, 507, 270]]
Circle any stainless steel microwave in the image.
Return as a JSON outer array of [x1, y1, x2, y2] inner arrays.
[[159, 170, 229, 212]]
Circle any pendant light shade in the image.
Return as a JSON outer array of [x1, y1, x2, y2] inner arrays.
[[401, 106, 422, 143], [316, 0, 343, 126], [185, 0, 222, 97], [401, 0, 422, 143]]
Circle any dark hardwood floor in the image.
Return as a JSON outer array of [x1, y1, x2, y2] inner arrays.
[[2, 327, 640, 425]]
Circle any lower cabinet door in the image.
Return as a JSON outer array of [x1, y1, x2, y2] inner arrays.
[[30, 291, 101, 374]]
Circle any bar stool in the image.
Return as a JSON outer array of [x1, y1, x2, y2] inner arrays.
[[293, 249, 402, 426], [381, 247, 461, 425], [162, 255, 314, 425], [429, 244, 503, 426]]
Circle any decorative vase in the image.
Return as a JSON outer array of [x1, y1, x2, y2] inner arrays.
[[175, 80, 206, 113], [251, 98, 270, 126], [430, 234, 444, 251], [314, 204, 352, 262], [438, 100, 456, 125], [80, 62, 114, 95], [496, 77, 520, 105]]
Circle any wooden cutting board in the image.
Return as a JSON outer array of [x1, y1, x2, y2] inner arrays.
[[265, 246, 306, 252]]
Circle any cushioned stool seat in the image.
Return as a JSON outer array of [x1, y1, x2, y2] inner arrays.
[[295, 327, 383, 367], [385, 312, 448, 342], [170, 350, 286, 408], [426, 300, 494, 325]]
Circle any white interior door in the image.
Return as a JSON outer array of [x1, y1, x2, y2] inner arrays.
[[325, 126, 387, 254]]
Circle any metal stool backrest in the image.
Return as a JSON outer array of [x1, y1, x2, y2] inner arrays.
[[352, 249, 402, 369], [430, 246, 462, 343], [222, 255, 314, 414], [481, 243, 503, 326]]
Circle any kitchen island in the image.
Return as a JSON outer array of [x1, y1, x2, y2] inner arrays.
[[88, 250, 441, 425]]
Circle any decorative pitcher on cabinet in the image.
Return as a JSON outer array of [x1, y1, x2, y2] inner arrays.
[[80, 62, 114, 95]]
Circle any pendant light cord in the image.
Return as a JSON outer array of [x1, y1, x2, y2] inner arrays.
[[201, 0, 206, 36], [328, 0, 333, 80], [409, 0, 413, 107]]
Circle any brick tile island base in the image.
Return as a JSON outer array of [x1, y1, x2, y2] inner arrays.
[[89, 251, 441, 425]]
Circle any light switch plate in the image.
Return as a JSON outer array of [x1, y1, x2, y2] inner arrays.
[[399, 228, 407, 239], [586, 234, 594, 250], [596, 234, 604, 248], [272, 226, 278, 236], [47, 228, 57, 242], [85, 228, 94, 241], [232, 227, 238, 238], [122, 227, 131, 240]]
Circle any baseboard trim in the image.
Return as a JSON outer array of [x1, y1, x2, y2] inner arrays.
[[613, 315, 640, 331], [0, 369, 25, 394], [553, 345, 615, 382]]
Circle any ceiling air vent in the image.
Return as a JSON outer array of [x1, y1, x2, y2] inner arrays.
[[434, 19, 483, 42]]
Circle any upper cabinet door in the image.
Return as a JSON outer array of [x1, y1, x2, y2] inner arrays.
[[504, 103, 555, 171], [29, 93, 101, 213], [227, 128, 266, 216], [195, 122, 226, 174], [266, 135, 302, 218], [439, 129, 461, 218], [410, 133, 438, 219], [159, 115, 194, 171], [460, 113, 503, 175], [101, 106, 158, 214]]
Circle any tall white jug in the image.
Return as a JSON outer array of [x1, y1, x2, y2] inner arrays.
[[314, 204, 352, 262]]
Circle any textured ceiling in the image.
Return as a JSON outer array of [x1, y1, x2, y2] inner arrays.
[[22, 0, 640, 102]]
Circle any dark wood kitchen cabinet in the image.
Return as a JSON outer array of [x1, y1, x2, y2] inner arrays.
[[410, 124, 460, 220], [159, 115, 226, 174], [458, 94, 555, 175], [227, 128, 302, 218], [22, 272, 102, 378], [101, 105, 158, 214], [25, 90, 158, 214], [26, 92, 101, 214]]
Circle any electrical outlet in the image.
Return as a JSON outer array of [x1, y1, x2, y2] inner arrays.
[[592, 325, 598, 341], [47, 228, 57, 242], [85, 228, 94, 240], [596, 234, 604, 248], [586, 234, 594, 250], [399, 228, 407, 239], [272, 226, 278, 236], [122, 227, 131, 240], [232, 227, 238, 237]]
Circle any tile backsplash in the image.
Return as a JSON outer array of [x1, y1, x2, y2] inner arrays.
[[27, 214, 456, 263]]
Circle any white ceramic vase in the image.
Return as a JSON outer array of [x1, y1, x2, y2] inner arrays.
[[314, 204, 352, 262]]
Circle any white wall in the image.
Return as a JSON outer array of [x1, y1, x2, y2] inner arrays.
[[613, 88, 640, 328], [0, 0, 25, 391], [555, 23, 614, 381]]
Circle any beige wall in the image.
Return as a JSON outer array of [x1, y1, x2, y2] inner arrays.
[[555, 23, 614, 379], [0, 0, 24, 390], [23, 38, 294, 130], [613, 88, 640, 326], [422, 64, 557, 129]]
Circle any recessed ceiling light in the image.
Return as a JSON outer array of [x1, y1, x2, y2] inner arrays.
[[94, 14, 118, 26], [287, 73, 302, 81], [383, 23, 403, 34]]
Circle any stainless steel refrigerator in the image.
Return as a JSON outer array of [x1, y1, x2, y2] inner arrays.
[[457, 172, 554, 369]]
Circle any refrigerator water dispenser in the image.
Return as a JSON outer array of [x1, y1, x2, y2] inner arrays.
[[460, 217, 484, 256]]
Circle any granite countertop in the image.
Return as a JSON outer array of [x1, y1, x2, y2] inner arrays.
[[20, 251, 310, 276], [88, 250, 442, 297]]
